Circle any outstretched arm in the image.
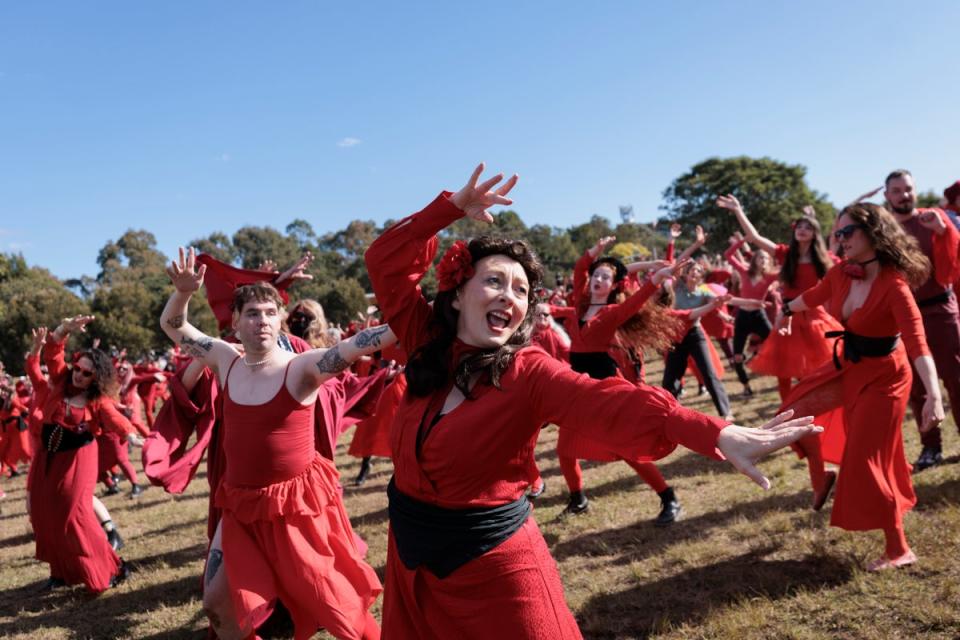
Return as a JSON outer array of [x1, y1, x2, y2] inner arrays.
[[716, 195, 778, 255], [160, 247, 238, 376], [292, 324, 399, 393], [676, 225, 708, 263]]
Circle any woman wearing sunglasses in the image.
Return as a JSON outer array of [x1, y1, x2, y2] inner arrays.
[[30, 315, 135, 592], [782, 203, 944, 571], [365, 164, 822, 638]]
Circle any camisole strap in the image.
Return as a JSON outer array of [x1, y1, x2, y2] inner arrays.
[[223, 356, 241, 391]]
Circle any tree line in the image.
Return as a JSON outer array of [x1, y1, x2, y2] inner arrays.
[[0, 156, 940, 374]]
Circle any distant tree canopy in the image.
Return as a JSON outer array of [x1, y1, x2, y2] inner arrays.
[[661, 156, 835, 253], [0, 156, 840, 372]]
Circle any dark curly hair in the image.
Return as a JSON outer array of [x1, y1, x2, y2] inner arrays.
[[839, 203, 930, 288], [70, 348, 120, 401], [405, 236, 544, 398]]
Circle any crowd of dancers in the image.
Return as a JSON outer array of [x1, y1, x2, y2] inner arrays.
[[2, 166, 959, 639]]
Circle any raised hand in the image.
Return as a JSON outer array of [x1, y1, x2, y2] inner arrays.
[[918, 210, 947, 235], [62, 315, 95, 334], [258, 259, 279, 273], [801, 205, 817, 219], [669, 224, 682, 239], [275, 251, 315, 285], [166, 247, 207, 294], [589, 235, 617, 259], [851, 186, 883, 205], [450, 163, 518, 223], [652, 258, 690, 285], [694, 225, 707, 245], [716, 194, 744, 215], [31, 327, 49, 354], [718, 410, 823, 489]]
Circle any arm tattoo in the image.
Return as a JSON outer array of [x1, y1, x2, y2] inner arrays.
[[181, 335, 213, 358], [166, 314, 184, 329], [205, 548, 223, 586], [316, 345, 350, 374], [354, 325, 389, 349]]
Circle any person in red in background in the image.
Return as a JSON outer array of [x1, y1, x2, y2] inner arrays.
[[718, 195, 843, 401], [531, 302, 570, 362], [95, 359, 146, 499], [875, 170, 960, 471], [348, 342, 406, 486], [31, 315, 135, 592], [549, 236, 688, 523], [161, 249, 392, 640], [942, 180, 960, 229], [1, 379, 31, 477], [782, 203, 944, 570], [365, 164, 822, 639]]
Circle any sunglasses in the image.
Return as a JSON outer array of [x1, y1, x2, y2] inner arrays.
[[834, 223, 864, 241], [535, 313, 550, 319], [75, 366, 95, 378]]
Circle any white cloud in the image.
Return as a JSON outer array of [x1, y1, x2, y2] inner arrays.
[[337, 137, 362, 148]]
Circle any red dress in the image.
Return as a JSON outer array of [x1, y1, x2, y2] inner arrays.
[[366, 193, 728, 639], [214, 358, 381, 639], [31, 339, 133, 592], [750, 244, 843, 379], [782, 265, 927, 531], [1, 393, 31, 471], [349, 344, 407, 459]]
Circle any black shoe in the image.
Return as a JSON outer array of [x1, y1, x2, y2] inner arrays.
[[742, 385, 754, 397], [560, 491, 589, 516], [112, 473, 123, 486], [914, 446, 943, 472], [654, 487, 682, 527], [38, 577, 66, 592], [9, 468, 20, 478], [129, 484, 143, 498], [109, 560, 130, 588], [354, 457, 372, 486], [528, 480, 546, 500], [106, 528, 125, 552], [104, 484, 120, 496]]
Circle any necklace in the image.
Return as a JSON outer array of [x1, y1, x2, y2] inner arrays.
[[243, 354, 272, 367]]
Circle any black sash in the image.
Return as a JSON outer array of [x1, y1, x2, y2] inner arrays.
[[825, 331, 900, 371], [387, 477, 532, 579], [569, 351, 619, 379], [41, 423, 94, 453], [917, 291, 952, 308]]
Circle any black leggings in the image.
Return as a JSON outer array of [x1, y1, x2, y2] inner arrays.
[[662, 326, 731, 417], [731, 309, 772, 385]]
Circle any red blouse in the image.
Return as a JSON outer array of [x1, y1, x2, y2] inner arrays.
[[724, 240, 778, 300], [365, 193, 727, 509]]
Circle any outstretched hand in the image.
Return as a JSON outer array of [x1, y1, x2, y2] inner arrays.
[[450, 163, 518, 223], [718, 410, 822, 489], [589, 235, 617, 259], [669, 224, 682, 239], [275, 251, 315, 285], [62, 315, 95, 334], [918, 210, 947, 235], [694, 225, 707, 245], [652, 258, 690, 285], [166, 247, 207, 294], [716, 194, 743, 215]]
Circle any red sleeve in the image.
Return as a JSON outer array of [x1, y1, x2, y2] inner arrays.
[[95, 399, 135, 437], [364, 192, 464, 355], [571, 250, 593, 308], [25, 354, 48, 398], [665, 240, 675, 262], [774, 243, 789, 265], [800, 265, 838, 310], [522, 348, 727, 461], [580, 280, 658, 344], [889, 273, 930, 360], [929, 209, 960, 287], [723, 240, 750, 275], [44, 337, 69, 382], [548, 305, 577, 321]]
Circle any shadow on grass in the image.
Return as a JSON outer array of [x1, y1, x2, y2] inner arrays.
[[0, 572, 203, 638], [576, 547, 852, 639], [0, 532, 33, 547], [130, 542, 207, 571], [913, 477, 960, 512]]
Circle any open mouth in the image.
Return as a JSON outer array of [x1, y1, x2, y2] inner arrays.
[[486, 310, 511, 332]]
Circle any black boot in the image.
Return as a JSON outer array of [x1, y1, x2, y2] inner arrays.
[[129, 483, 143, 498], [109, 560, 130, 588], [107, 528, 124, 552], [914, 445, 943, 472], [561, 490, 589, 516], [354, 457, 372, 486], [38, 576, 66, 592], [654, 487, 681, 527]]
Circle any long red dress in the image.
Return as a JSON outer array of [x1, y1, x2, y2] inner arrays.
[[366, 193, 729, 639], [782, 265, 928, 531], [31, 339, 133, 592], [214, 358, 381, 639], [1, 392, 31, 472], [348, 344, 407, 460]]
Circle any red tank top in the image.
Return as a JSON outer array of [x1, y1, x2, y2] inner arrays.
[[222, 357, 316, 487]]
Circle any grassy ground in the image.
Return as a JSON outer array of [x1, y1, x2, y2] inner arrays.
[[1, 359, 959, 639]]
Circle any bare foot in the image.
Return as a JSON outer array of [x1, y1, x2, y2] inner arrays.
[[867, 549, 917, 572]]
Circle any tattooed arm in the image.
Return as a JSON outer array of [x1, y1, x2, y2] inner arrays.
[[160, 247, 238, 375], [292, 324, 398, 393]]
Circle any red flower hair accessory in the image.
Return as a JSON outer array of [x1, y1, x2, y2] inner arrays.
[[436, 241, 475, 292]]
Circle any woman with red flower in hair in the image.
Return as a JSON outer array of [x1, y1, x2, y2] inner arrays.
[[365, 163, 823, 638]]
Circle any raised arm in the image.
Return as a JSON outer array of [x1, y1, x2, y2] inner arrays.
[[676, 225, 708, 263], [292, 324, 399, 393], [716, 195, 778, 255], [160, 247, 238, 376]]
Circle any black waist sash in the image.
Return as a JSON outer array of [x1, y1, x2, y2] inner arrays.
[[387, 477, 532, 579], [825, 331, 900, 371], [41, 423, 94, 453], [569, 351, 619, 379], [917, 291, 952, 308]]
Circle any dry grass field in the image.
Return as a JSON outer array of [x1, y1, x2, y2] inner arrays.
[[2, 359, 959, 639]]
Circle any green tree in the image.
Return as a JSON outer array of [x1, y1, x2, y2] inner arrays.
[[232, 226, 301, 270], [915, 190, 942, 209], [569, 215, 615, 255], [191, 231, 237, 264], [661, 156, 835, 253]]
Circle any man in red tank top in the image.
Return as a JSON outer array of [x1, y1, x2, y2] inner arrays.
[[884, 170, 960, 470], [159, 247, 394, 640]]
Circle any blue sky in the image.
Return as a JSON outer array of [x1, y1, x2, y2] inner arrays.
[[2, 1, 958, 281]]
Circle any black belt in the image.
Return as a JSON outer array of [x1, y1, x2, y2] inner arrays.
[[387, 477, 531, 579], [825, 331, 900, 371], [569, 351, 620, 379], [41, 423, 94, 453], [917, 291, 952, 308]]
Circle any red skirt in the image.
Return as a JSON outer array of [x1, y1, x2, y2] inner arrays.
[[750, 307, 842, 379], [31, 440, 122, 592], [382, 516, 582, 639], [97, 432, 137, 483], [348, 375, 405, 459], [1, 418, 32, 468], [215, 454, 381, 640]]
